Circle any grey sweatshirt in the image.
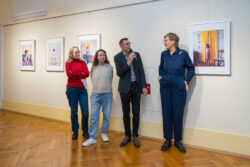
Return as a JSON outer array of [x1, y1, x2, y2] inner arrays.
[[91, 64, 113, 93]]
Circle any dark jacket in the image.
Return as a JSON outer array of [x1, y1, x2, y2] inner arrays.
[[114, 51, 146, 94], [159, 47, 195, 84]]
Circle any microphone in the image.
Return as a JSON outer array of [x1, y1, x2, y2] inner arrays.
[[129, 49, 136, 60], [129, 49, 133, 54]]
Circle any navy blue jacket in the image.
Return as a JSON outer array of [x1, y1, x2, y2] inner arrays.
[[159, 47, 195, 84]]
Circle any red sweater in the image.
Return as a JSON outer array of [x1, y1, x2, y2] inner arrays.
[[66, 59, 89, 87]]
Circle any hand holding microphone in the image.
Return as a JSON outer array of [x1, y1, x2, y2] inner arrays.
[[128, 49, 136, 65]]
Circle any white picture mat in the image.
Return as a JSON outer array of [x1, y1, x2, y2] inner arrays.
[[45, 37, 64, 71], [188, 21, 231, 75], [78, 34, 101, 71], [19, 40, 35, 71]]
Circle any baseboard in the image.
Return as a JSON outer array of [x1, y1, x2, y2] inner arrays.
[[2, 99, 70, 122], [2, 99, 250, 156]]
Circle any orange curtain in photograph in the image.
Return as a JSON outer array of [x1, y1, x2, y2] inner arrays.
[[200, 30, 217, 64]]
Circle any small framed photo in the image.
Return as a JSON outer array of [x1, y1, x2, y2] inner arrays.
[[188, 21, 231, 75], [78, 34, 101, 70], [45, 37, 64, 71], [20, 40, 35, 71]]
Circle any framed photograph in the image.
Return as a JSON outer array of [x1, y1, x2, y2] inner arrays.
[[20, 40, 35, 71], [188, 21, 231, 75], [78, 34, 101, 70], [45, 37, 64, 71]]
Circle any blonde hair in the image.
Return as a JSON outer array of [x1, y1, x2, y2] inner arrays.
[[164, 32, 179, 48], [67, 46, 80, 62]]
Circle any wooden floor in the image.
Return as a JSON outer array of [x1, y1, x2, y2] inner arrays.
[[0, 110, 250, 167]]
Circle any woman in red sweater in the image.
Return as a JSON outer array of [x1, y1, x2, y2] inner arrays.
[[66, 46, 89, 140]]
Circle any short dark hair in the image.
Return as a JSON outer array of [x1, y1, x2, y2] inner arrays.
[[119, 38, 128, 46]]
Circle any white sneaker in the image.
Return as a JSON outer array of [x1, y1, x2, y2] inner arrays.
[[101, 134, 109, 142], [82, 138, 96, 147]]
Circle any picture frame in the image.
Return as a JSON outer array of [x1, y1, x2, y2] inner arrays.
[[45, 37, 64, 71], [20, 40, 35, 71], [78, 34, 101, 70], [188, 21, 231, 75]]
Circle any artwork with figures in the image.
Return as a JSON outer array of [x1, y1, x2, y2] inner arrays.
[[78, 34, 101, 70], [188, 21, 231, 75], [45, 37, 64, 71], [20, 40, 35, 71]]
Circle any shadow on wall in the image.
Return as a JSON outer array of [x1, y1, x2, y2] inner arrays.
[[179, 44, 201, 128], [183, 75, 199, 126]]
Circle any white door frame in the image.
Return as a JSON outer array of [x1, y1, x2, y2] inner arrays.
[[0, 24, 3, 109]]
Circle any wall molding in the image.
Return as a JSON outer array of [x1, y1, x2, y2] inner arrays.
[[11, 0, 48, 21], [4, 0, 160, 27], [2, 99, 250, 157], [13, 10, 48, 21]]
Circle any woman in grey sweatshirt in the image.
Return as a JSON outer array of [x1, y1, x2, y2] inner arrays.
[[82, 49, 113, 146]]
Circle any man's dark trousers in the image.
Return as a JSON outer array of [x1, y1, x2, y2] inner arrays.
[[120, 81, 141, 137]]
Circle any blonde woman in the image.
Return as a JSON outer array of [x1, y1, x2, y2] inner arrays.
[[66, 46, 89, 140], [82, 49, 113, 146]]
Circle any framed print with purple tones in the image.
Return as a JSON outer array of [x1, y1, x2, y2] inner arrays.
[[20, 40, 35, 71]]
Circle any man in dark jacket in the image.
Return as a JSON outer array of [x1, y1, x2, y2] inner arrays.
[[114, 38, 148, 148]]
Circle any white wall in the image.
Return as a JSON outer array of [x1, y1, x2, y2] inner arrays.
[[47, 0, 155, 18], [0, 0, 155, 24], [0, 24, 3, 109], [2, 0, 250, 137]]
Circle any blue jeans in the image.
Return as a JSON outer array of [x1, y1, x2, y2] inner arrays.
[[66, 87, 89, 134], [89, 92, 112, 139]]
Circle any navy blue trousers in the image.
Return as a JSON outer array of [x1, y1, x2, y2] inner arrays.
[[66, 87, 89, 134], [160, 76, 186, 141]]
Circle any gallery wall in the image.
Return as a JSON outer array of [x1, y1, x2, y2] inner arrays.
[[0, 24, 3, 109], [2, 0, 250, 155]]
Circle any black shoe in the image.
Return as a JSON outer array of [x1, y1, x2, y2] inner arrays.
[[174, 141, 186, 153], [120, 136, 131, 147], [72, 133, 78, 140], [133, 137, 140, 148], [83, 133, 89, 139], [161, 140, 171, 151]]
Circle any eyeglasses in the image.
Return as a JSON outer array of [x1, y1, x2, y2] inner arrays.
[[124, 42, 131, 45]]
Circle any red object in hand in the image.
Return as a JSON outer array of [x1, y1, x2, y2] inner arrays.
[[142, 84, 151, 94], [146, 84, 151, 94]]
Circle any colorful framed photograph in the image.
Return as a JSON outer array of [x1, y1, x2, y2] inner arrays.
[[45, 37, 64, 71], [20, 40, 35, 71], [78, 34, 101, 70], [188, 21, 231, 75]]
